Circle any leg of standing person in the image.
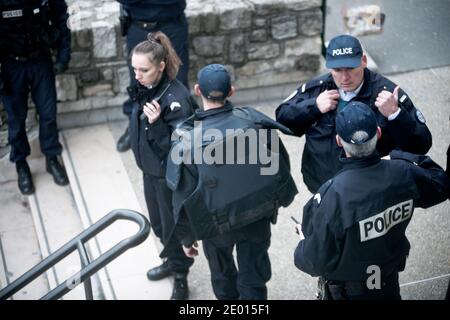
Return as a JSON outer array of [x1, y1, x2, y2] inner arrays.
[[29, 57, 68, 186], [144, 174, 192, 299], [1, 60, 34, 194], [154, 177, 193, 300], [235, 238, 271, 300], [202, 238, 240, 300]]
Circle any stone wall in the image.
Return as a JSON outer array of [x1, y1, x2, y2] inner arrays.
[[0, 0, 324, 150]]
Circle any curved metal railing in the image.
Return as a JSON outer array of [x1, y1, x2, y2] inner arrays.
[[0, 209, 150, 300]]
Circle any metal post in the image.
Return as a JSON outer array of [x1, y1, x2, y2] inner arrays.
[[77, 241, 93, 300]]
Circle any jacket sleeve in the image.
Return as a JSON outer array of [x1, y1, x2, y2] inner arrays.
[[294, 190, 342, 277], [384, 88, 432, 155], [390, 150, 450, 206], [49, 0, 71, 65], [275, 86, 323, 137]]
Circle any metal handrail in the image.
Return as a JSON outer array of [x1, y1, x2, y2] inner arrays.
[[0, 209, 150, 300]]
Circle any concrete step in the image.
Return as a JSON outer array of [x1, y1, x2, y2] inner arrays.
[[0, 181, 49, 300], [61, 124, 172, 299], [26, 157, 95, 300]]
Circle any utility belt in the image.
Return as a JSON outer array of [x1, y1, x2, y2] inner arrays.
[[317, 272, 399, 300], [131, 19, 159, 30], [120, 13, 183, 36], [1, 49, 49, 62]]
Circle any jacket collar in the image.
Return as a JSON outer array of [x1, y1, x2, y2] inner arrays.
[[326, 68, 375, 99], [338, 150, 381, 171], [194, 100, 234, 120], [136, 72, 170, 101]]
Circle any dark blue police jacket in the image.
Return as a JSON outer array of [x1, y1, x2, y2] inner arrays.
[[276, 68, 432, 193], [294, 150, 450, 282]]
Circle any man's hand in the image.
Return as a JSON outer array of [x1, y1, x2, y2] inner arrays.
[[316, 90, 340, 114], [183, 241, 199, 258], [143, 100, 162, 124], [375, 85, 400, 118]]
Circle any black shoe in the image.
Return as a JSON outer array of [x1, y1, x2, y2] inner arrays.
[[147, 262, 172, 281], [16, 160, 35, 195], [46, 156, 69, 186], [171, 273, 189, 300], [116, 128, 131, 152]]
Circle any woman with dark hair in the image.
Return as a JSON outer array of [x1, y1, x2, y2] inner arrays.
[[128, 31, 196, 300]]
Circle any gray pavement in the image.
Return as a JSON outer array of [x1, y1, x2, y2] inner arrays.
[[325, 0, 450, 75], [111, 65, 450, 300]]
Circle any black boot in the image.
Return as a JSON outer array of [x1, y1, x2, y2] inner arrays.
[[116, 127, 131, 152], [16, 160, 35, 195], [46, 156, 69, 186], [171, 272, 189, 300], [147, 261, 172, 281]]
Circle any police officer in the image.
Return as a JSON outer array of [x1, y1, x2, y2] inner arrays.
[[0, 0, 71, 195], [165, 64, 297, 300], [293, 102, 450, 300], [115, 0, 189, 152], [276, 34, 432, 194], [128, 31, 196, 300]]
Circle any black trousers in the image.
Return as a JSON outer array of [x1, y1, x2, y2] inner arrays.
[[1, 57, 62, 162], [202, 218, 272, 300], [143, 173, 193, 273]]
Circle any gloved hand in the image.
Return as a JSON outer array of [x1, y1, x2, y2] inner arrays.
[[53, 62, 68, 75]]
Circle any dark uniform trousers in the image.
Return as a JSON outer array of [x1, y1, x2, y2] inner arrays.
[[202, 218, 272, 300], [143, 173, 193, 274], [1, 57, 62, 162], [123, 16, 189, 116], [326, 272, 401, 300]]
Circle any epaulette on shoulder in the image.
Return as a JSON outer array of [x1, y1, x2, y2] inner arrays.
[[300, 76, 329, 94], [313, 179, 333, 207]]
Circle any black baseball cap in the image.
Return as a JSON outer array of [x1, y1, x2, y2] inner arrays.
[[336, 101, 377, 144], [326, 35, 363, 69], [197, 64, 231, 101]]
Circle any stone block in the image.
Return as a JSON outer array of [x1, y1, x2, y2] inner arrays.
[[229, 34, 245, 63], [117, 67, 130, 93], [201, 13, 219, 33], [298, 8, 323, 36], [102, 68, 114, 81], [250, 29, 267, 42], [247, 43, 280, 60], [80, 70, 100, 84], [69, 51, 91, 69], [92, 23, 117, 58], [238, 60, 272, 76], [253, 18, 266, 28], [271, 14, 298, 40], [295, 54, 321, 72], [285, 36, 322, 57], [188, 15, 201, 35], [193, 36, 225, 57], [219, 8, 252, 30], [74, 29, 92, 49], [56, 74, 78, 101], [82, 84, 114, 97]]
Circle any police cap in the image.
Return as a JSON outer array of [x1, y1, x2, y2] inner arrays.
[[197, 64, 231, 101], [336, 101, 377, 144], [326, 35, 363, 69]]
